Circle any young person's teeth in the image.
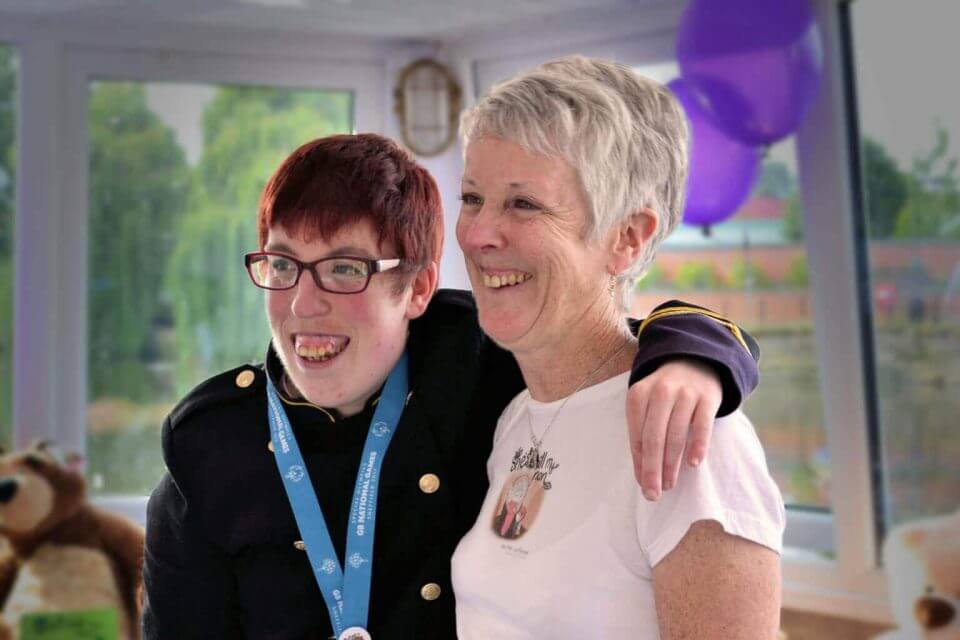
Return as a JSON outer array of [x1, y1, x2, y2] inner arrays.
[[296, 341, 345, 360]]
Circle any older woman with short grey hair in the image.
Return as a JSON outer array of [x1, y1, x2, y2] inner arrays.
[[451, 56, 785, 639]]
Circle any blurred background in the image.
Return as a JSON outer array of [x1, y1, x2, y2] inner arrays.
[[0, 1, 957, 637]]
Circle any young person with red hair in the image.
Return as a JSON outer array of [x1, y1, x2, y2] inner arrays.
[[142, 133, 760, 640]]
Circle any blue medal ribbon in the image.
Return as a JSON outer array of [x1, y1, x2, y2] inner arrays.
[[266, 352, 408, 638]]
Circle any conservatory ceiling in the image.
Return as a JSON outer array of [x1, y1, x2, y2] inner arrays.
[[0, 0, 670, 39]]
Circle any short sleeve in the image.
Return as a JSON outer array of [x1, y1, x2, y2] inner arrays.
[[636, 411, 786, 568]]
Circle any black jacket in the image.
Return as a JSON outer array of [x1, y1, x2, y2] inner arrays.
[[142, 290, 759, 640]]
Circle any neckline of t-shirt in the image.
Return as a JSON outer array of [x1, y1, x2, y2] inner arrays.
[[524, 369, 631, 416]]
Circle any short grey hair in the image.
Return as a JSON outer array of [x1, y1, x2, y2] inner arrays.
[[460, 55, 689, 309]]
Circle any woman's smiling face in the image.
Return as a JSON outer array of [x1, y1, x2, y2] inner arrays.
[[456, 136, 614, 355]]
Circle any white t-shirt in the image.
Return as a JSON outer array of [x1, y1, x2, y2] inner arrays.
[[451, 371, 785, 640]]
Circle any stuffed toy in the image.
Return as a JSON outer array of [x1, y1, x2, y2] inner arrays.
[[0, 442, 144, 640], [876, 508, 960, 639]]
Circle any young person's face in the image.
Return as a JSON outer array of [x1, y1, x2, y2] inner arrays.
[[264, 220, 434, 415]]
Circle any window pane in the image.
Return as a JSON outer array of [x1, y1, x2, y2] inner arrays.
[[634, 63, 831, 517], [0, 45, 15, 449], [852, 0, 960, 528], [87, 82, 353, 496]]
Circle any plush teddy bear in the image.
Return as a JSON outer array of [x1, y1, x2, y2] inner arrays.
[[0, 442, 145, 640], [876, 508, 960, 640]]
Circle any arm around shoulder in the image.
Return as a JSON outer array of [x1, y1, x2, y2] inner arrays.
[[631, 300, 760, 416]]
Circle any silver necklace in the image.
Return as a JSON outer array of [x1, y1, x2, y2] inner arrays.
[[527, 339, 631, 457]]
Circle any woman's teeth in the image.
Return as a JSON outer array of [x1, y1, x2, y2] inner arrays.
[[482, 272, 531, 289]]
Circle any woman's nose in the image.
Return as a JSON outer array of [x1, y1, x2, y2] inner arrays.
[[457, 205, 505, 253]]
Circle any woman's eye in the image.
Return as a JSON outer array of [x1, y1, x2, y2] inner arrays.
[[512, 198, 539, 211], [460, 193, 482, 206]]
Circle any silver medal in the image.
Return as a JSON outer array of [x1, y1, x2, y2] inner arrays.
[[338, 627, 372, 640]]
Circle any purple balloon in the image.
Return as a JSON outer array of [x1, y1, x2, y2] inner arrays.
[[677, 0, 823, 146], [668, 78, 761, 228]]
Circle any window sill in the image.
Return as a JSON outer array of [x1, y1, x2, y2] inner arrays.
[[93, 495, 896, 626]]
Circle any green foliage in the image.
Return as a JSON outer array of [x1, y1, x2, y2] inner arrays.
[[165, 201, 267, 396], [633, 264, 667, 291], [673, 261, 720, 290], [84, 83, 352, 493], [755, 160, 797, 200], [779, 136, 911, 242], [88, 83, 190, 401], [198, 87, 352, 212], [862, 136, 908, 239], [728, 258, 771, 289], [780, 194, 804, 243], [786, 254, 810, 287], [165, 87, 351, 396], [894, 124, 960, 240]]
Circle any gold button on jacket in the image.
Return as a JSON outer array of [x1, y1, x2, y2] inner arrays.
[[418, 473, 440, 494], [235, 370, 256, 388], [420, 583, 441, 601]]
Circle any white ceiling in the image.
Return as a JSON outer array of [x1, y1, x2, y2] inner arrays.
[[0, 0, 665, 40]]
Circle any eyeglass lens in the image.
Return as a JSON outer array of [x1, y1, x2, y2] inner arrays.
[[250, 255, 370, 292]]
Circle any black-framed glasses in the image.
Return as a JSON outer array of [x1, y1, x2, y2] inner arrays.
[[244, 252, 404, 294]]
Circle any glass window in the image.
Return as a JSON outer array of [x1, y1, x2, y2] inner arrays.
[[0, 45, 16, 449], [634, 63, 831, 515], [87, 82, 353, 495], [851, 0, 960, 528]]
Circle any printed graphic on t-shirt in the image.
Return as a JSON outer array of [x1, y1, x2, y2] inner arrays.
[[490, 446, 560, 539]]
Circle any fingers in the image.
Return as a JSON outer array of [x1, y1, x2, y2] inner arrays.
[[627, 359, 724, 501], [627, 381, 650, 487], [661, 388, 696, 492], [638, 382, 673, 501], [685, 393, 719, 468]]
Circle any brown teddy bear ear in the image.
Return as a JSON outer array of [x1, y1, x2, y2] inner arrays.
[[26, 439, 65, 466], [28, 439, 53, 452]]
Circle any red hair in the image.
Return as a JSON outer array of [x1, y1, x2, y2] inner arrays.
[[257, 134, 443, 272]]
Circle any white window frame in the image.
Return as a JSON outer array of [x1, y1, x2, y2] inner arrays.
[[3, 19, 387, 523]]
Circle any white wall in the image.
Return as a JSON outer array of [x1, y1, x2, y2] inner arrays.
[[380, 43, 472, 291]]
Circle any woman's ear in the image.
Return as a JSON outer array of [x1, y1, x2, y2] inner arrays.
[[405, 261, 440, 320], [608, 208, 658, 276]]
